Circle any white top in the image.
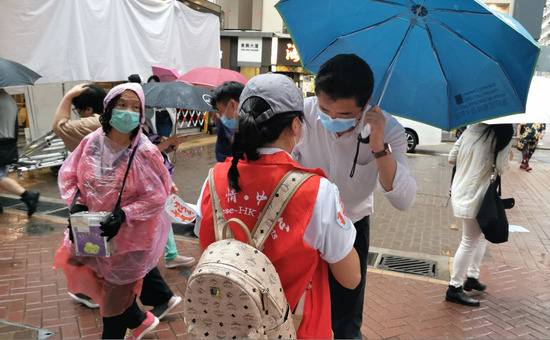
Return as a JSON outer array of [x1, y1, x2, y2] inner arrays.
[[449, 124, 512, 219], [195, 148, 357, 264], [0, 90, 18, 138], [292, 96, 417, 222]]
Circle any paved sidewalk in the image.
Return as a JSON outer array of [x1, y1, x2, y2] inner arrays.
[[2, 144, 550, 339], [1, 211, 549, 339]]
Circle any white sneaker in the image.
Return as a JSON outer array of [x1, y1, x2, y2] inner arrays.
[[151, 295, 182, 320], [165, 255, 196, 269], [68, 292, 99, 309]]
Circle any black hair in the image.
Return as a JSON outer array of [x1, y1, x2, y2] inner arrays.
[[147, 75, 160, 83], [211, 81, 245, 111], [72, 84, 106, 114], [99, 94, 140, 139], [315, 54, 374, 108], [128, 74, 142, 84], [479, 124, 514, 161], [228, 96, 303, 192]]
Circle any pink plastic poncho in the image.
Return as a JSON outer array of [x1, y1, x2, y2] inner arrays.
[[54, 83, 171, 316]]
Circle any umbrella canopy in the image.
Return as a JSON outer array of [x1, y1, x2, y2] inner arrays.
[[178, 67, 248, 88], [151, 65, 181, 82], [143, 81, 213, 111], [277, 0, 540, 130], [0, 57, 41, 87], [484, 76, 550, 124]]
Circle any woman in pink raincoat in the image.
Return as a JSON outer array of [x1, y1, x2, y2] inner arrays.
[[54, 83, 171, 339]]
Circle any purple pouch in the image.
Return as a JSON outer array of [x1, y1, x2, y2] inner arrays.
[[70, 212, 111, 257]]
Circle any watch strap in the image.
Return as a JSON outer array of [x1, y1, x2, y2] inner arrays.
[[372, 143, 390, 158]]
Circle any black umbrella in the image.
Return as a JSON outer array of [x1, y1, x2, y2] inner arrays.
[[0, 57, 41, 87], [143, 81, 213, 111]]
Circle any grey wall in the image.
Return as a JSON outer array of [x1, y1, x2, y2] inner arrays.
[[512, 0, 546, 39], [238, 0, 253, 30]]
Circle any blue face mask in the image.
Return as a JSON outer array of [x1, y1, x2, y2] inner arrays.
[[110, 109, 140, 134], [220, 116, 238, 131], [317, 110, 357, 133]]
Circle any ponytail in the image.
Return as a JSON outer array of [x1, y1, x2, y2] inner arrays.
[[227, 96, 303, 192]]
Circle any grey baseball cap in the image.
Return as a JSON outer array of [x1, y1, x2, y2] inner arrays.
[[238, 73, 303, 124]]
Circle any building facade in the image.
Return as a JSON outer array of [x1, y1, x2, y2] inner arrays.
[[215, 0, 313, 93], [215, 1, 546, 87], [541, 0, 550, 45]]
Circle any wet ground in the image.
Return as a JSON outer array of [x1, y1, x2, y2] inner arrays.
[[2, 141, 550, 339], [3, 141, 550, 257]]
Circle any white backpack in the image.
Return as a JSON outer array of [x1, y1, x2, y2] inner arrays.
[[184, 169, 313, 339]]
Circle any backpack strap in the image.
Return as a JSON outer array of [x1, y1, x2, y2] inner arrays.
[[251, 170, 314, 251], [208, 168, 230, 241], [208, 168, 314, 248]]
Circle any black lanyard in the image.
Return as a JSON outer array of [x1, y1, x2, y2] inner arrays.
[[350, 134, 370, 178], [71, 141, 140, 212]]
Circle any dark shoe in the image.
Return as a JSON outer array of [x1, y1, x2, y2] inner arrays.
[[445, 285, 480, 307], [520, 162, 528, 170], [0, 204, 3, 214], [463, 277, 487, 292], [20, 191, 40, 217]]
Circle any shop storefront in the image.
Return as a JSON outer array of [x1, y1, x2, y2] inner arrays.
[[220, 31, 273, 80], [272, 36, 314, 96]]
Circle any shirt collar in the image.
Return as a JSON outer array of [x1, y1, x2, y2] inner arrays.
[[257, 147, 290, 156]]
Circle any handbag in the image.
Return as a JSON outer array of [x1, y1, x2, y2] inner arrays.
[[0, 116, 18, 166], [476, 152, 515, 244]]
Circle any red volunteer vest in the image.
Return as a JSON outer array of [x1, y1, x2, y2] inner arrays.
[[199, 151, 332, 339]]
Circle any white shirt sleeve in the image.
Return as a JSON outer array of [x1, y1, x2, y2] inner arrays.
[[378, 116, 417, 211], [194, 178, 208, 237], [303, 178, 357, 264]]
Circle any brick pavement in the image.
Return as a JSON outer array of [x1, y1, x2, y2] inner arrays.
[[1, 210, 550, 339], [2, 144, 550, 339], [7, 143, 550, 259]]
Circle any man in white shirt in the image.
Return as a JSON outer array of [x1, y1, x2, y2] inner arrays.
[[293, 54, 417, 339]]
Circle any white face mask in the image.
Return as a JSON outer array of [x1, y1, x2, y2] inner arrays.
[[290, 120, 302, 154]]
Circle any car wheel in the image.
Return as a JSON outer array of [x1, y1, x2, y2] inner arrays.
[[405, 128, 418, 153]]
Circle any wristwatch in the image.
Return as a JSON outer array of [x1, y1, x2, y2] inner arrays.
[[372, 143, 392, 159]]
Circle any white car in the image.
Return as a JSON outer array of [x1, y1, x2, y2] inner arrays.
[[394, 117, 443, 153]]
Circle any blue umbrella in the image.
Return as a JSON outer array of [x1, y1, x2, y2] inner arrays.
[[276, 0, 540, 130]]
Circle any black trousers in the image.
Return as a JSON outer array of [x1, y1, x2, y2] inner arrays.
[[329, 215, 370, 339], [102, 297, 144, 339], [140, 267, 173, 307], [101, 267, 173, 339]]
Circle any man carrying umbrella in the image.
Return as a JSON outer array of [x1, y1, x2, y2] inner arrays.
[[293, 54, 416, 339]]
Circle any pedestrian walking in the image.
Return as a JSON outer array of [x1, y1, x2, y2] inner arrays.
[[193, 74, 360, 339], [142, 117, 196, 269], [292, 54, 417, 339], [54, 83, 189, 313], [210, 81, 244, 162], [446, 123, 514, 307], [54, 83, 174, 339], [517, 123, 546, 172], [0, 89, 39, 216]]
